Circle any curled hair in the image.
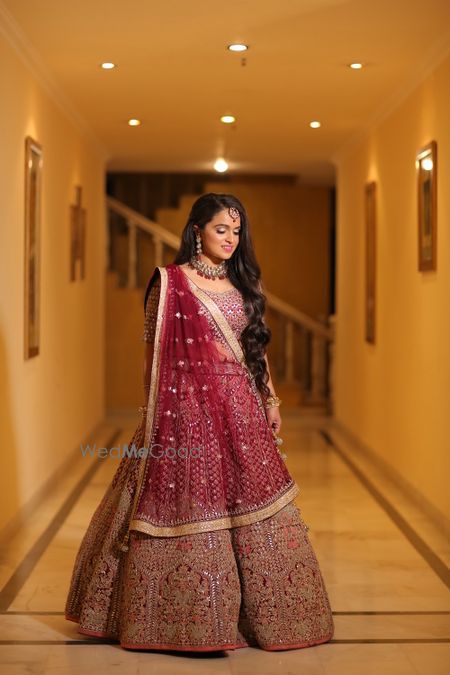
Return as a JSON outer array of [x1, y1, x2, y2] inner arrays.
[[173, 192, 271, 399]]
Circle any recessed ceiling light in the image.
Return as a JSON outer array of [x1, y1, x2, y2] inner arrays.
[[309, 120, 321, 129], [220, 115, 236, 124], [100, 62, 116, 70], [214, 157, 229, 173], [128, 118, 141, 126], [349, 62, 364, 70], [227, 43, 248, 52]]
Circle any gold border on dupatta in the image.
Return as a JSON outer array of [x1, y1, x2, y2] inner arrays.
[[130, 482, 300, 537], [143, 266, 168, 452], [125, 266, 168, 535]]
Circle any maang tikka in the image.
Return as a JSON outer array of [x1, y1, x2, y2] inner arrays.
[[228, 206, 240, 222]]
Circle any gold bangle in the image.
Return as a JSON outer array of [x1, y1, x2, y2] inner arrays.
[[265, 394, 281, 409]]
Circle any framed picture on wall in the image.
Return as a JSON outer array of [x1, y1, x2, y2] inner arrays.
[[365, 181, 376, 344], [70, 185, 86, 281], [416, 140, 437, 271], [24, 136, 43, 360]]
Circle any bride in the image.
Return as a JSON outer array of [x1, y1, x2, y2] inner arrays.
[[65, 192, 334, 652]]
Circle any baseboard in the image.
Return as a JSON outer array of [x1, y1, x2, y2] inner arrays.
[[329, 418, 450, 540], [0, 420, 107, 547]]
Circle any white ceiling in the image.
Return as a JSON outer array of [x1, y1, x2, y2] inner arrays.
[[2, 0, 450, 184]]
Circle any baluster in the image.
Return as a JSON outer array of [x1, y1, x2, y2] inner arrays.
[[308, 331, 327, 403], [153, 235, 163, 267], [128, 220, 137, 289], [275, 312, 284, 380], [301, 328, 310, 390], [284, 319, 295, 382], [105, 203, 111, 271]]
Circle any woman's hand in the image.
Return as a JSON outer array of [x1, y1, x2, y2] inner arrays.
[[266, 405, 281, 434]]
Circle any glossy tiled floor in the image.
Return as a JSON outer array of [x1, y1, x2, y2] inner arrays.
[[0, 411, 449, 674]]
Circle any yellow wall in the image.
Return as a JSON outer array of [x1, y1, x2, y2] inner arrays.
[[105, 272, 145, 410], [334, 53, 450, 521], [0, 33, 106, 533]]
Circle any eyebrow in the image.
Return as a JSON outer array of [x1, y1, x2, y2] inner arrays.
[[214, 223, 241, 228]]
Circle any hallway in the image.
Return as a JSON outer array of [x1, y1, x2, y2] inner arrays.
[[1, 0, 450, 671], [0, 412, 448, 673]]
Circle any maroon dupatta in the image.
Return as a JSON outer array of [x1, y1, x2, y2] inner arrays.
[[124, 263, 299, 540]]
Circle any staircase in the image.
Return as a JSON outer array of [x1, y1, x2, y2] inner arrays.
[[105, 195, 335, 416]]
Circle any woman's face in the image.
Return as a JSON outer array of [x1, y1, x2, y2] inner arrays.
[[195, 208, 241, 263]]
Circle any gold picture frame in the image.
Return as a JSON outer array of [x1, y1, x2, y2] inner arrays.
[[416, 140, 437, 271], [24, 136, 43, 360], [365, 181, 376, 344], [70, 185, 86, 281]]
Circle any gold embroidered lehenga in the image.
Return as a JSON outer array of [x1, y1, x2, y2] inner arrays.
[[65, 263, 334, 651]]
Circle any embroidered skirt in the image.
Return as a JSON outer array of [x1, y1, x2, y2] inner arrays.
[[65, 429, 334, 651]]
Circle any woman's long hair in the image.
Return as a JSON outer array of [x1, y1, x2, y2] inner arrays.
[[173, 192, 271, 399]]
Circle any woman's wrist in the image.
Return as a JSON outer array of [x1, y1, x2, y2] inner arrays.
[[264, 393, 282, 409]]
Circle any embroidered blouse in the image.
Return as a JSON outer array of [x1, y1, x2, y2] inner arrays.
[[142, 274, 248, 347]]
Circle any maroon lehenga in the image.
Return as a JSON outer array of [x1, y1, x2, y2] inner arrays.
[[65, 263, 334, 651]]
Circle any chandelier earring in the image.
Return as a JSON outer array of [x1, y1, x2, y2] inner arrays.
[[195, 232, 203, 255]]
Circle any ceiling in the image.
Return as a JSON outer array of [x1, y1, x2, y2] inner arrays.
[[2, 0, 450, 184]]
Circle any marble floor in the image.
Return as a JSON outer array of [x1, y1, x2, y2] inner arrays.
[[0, 410, 449, 674]]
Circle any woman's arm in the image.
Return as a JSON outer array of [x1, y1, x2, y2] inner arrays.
[[259, 275, 282, 431], [263, 352, 282, 433], [261, 329, 282, 432], [263, 352, 277, 399], [258, 278, 277, 399]]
